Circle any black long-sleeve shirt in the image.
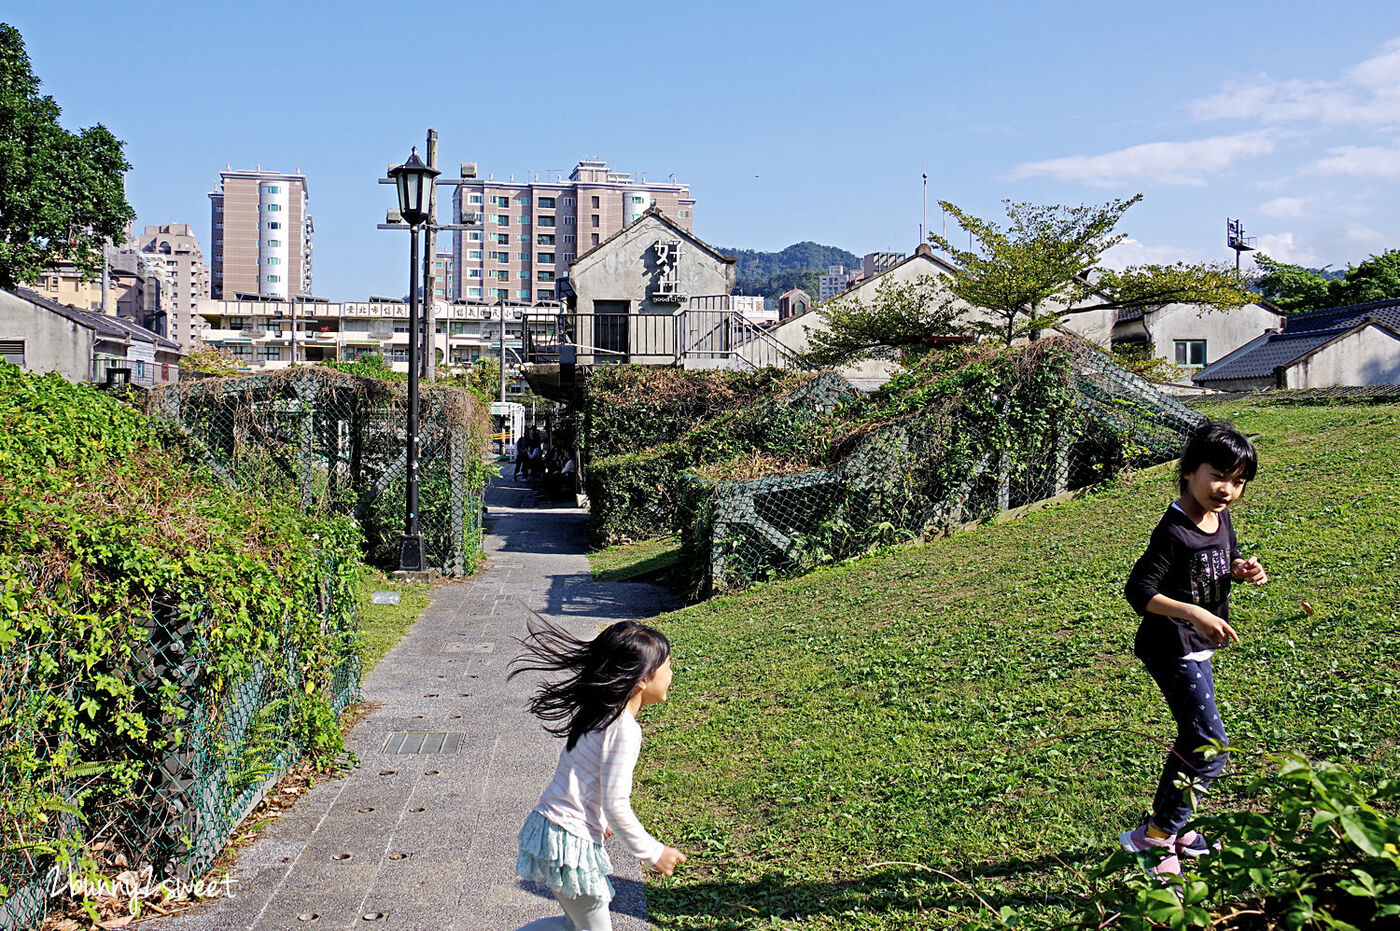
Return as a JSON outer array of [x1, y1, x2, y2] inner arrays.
[[1125, 503, 1241, 661]]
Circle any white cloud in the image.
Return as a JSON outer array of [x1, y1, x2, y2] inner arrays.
[[1344, 226, 1386, 249], [1009, 132, 1277, 187], [1190, 37, 1400, 126], [1253, 232, 1323, 266], [1258, 196, 1307, 219], [1310, 145, 1400, 178], [1100, 238, 1213, 270]]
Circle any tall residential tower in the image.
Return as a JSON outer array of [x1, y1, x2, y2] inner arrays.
[[450, 159, 693, 303], [209, 168, 313, 300]]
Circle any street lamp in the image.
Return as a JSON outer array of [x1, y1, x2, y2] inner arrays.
[[388, 146, 440, 573]]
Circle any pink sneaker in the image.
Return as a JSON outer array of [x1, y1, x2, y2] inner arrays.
[[1119, 822, 1175, 854], [1174, 829, 1218, 858]]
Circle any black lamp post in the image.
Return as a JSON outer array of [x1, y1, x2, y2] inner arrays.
[[388, 147, 440, 572]]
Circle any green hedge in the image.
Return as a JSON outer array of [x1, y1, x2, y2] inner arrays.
[[586, 442, 695, 544], [0, 364, 362, 920]]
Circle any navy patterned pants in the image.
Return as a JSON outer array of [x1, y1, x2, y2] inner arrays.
[[1145, 657, 1229, 834]]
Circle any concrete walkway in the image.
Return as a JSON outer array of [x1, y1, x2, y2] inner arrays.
[[146, 474, 675, 931]]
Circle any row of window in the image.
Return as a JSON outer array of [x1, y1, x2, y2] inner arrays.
[[469, 194, 572, 208]]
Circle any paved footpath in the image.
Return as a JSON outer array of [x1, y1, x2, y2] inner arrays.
[[146, 474, 674, 931]]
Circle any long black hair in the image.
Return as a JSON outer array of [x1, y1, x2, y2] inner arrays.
[[1179, 420, 1257, 494], [508, 618, 671, 750]]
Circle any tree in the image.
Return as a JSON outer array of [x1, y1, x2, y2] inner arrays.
[[929, 197, 1252, 345], [179, 345, 243, 377], [0, 24, 134, 290], [803, 274, 964, 368], [1253, 250, 1400, 313], [1332, 249, 1400, 307], [1252, 255, 1334, 313]]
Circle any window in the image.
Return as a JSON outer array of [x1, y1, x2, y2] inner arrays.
[[228, 345, 252, 360], [537, 253, 554, 264], [517, 252, 530, 261], [393, 319, 410, 332], [266, 203, 281, 211], [537, 215, 555, 227], [491, 195, 510, 207], [1174, 340, 1207, 367], [496, 215, 509, 225], [520, 215, 531, 225], [434, 321, 446, 333], [563, 252, 575, 262], [591, 234, 599, 245], [469, 249, 482, 260], [265, 185, 280, 193], [518, 289, 531, 300], [469, 269, 481, 278], [563, 234, 575, 244], [538, 197, 555, 208], [345, 319, 371, 331], [265, 257, 281, 265], [563, 197, 575, 206], [632, 196, 644, 205], [450, 321, 468, 335], [469, 194, 483, 204], [591, 214, 599, 228], [537, 234, 555, 245], [268, 221, 281, 230], [469, 231, 483, 242], [266, 239, 281, 247], [591, 196, 599, 208], [494, 288, 509, 300], [490, 251, 509, 262], [493, 269, 509, 280], [518, 196, 531, 206], [469, 286, 483, 298], [537, 270, 555, 281], [267, 274, 281, 282], [519, 270, 530, 279], [538, 289, 555, 300], [257, 347, 280, 361]]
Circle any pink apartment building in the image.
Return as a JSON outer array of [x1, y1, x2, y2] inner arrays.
[[451, 159, 694, 303]]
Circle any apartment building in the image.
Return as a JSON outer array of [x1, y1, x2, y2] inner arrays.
[[818, 265, 848, 302], [135, 224, 210, 348], [209, 168, 313, 301], [29, 250, 163, 331], [431, 252, 454, 303], [450, 159, 694, 303], [195, 296, 542, 397]]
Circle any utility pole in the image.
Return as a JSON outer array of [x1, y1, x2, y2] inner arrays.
[[422, 130, 439, 382], [498, 299, 507, 402]]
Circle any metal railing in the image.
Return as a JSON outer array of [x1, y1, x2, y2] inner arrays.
[[522, 300, 804, 371]]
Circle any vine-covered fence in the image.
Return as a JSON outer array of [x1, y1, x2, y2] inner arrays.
[[1, 365, 365, 931], [146, 367, 490, 575], [677, 339, 1204, 593]]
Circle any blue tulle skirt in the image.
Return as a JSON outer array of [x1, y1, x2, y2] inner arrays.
[[516, 810, 615, 901]]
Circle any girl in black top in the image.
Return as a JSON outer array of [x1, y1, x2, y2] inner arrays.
[[1120, 421, 1268, 876]]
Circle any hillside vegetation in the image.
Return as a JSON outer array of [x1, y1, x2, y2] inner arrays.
[[633, 399, 1400, 929], [719, 241, 861, 300]]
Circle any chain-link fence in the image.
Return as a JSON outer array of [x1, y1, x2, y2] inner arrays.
[[146, 367, 489, 576], [678, 339, 1205, 594], [0, 549, 358, 931]]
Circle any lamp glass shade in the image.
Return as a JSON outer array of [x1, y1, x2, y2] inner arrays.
[[389, 147, 440, 226]]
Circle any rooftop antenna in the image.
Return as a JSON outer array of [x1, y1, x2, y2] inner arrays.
[[921, 162, 928, 244], [1226, 217, 1256, 271]]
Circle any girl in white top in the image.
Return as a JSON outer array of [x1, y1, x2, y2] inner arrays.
[[511, 620, 686, 931]]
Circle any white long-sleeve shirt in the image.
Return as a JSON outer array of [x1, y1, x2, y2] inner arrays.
[[532, 710, 664, 865]]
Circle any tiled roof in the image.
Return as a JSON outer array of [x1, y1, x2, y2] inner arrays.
[[10, 287, 180, 351], [1194, 297, 1400, 384]]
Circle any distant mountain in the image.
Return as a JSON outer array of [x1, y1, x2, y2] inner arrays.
[[716, 241, 861, 300]]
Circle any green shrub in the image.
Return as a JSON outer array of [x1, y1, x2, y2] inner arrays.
[[0, 363, 362, 906]]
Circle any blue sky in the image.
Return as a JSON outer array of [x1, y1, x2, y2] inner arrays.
[[11, 1, 1400, 299]]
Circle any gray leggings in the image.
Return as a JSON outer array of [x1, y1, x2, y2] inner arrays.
[[517, 891, 612, 931]]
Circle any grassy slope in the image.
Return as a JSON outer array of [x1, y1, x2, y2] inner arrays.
[[633, 401, 1400, 929], [589, 535, 683, 583], [356, 568, 432, 675]]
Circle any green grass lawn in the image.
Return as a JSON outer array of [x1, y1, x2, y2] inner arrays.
[[589, 534, 684, 583], [355, 568, 432, 675], [632, 401, 1400, 929]]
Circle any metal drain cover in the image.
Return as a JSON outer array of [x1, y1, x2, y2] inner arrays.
[[382, 731, 466, 754], [441, 642, 495, 654]]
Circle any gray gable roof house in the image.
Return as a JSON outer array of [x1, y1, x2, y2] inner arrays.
[[1192, 298, 1400, 391], [0, 287, 183, 387]]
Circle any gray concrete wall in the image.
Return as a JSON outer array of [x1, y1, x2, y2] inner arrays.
[[1146, 302, 1282, 369], [569, 215, 734, 364], [1283, 325, 1400, 387], [0, 290, 94, 381]]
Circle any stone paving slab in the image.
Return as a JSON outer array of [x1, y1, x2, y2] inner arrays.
[[143, 475, 674, 930]]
